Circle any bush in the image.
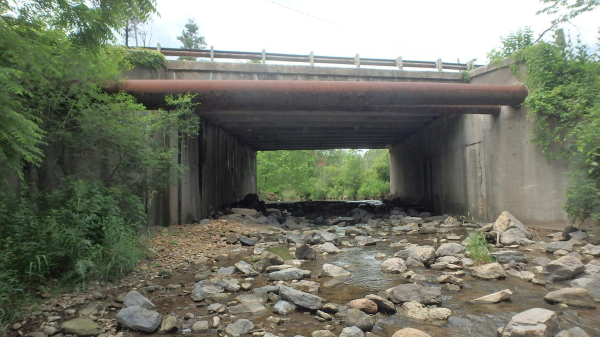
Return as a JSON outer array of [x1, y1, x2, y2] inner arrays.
[[465, 232, 496, 265], [0, 179, 147, 326]]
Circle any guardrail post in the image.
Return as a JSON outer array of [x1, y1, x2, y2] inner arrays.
[[354, 53, 360, 68], [436, 58, 443, 72], [157, 43, 161, 53], [262, 49, 266, 64], [396, 56, 403, 70], [309, 51, 314, 66], [210, 46, 214, 62]]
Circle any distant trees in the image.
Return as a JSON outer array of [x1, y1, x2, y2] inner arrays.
[[177, 18, 206, 61], [257, 149, 390, 201]]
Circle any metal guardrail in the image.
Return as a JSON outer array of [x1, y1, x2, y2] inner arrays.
[[145, 45, 482, 72]]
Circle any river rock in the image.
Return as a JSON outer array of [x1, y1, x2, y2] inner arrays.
[[225, 319, 254, 337], [295, 244, 317, 260], [567, 230, 588, 241], [544, 255, 584, 281], [392, 328, 432, 337], [502, 308, 558, 337], [116, 306, 162, 332], [191, 320, 210, 332], [571, 277, 600, 301], [547, 241, 573, 253], [158, 315, 178, 333], [124, 291, 155, 309], [319, 242, 341, 254], [268, 267, 307, 281], [217, 266, 236, 275], [312, 231, 340, 245], [348, 298, 378, 314], [191, 281, 224, 301], [312, 331, 336, 337], [408, 245, 436, 265], [555, 327, 590, 337], [471, 289, 512, 303], [491, 251, 528, 263], [436, 274, 463, 287], [436, 243, 465, 256], [401, 301, 451, 323], [365, 294, 396, 313], [321, 263, 351, 278], [493, 212, 531, 238], [340, 326, 364, 337], [381, 257, 407, 273], [273, 300, 297, 315], [471, 262, 506, 280], [239, 236, 257, 246], [279, 285, 323, 310], [344, 308, 374, 332], [228, 301, 269, 315], [387, 284, 441, 305], [61, 318, 103, 336], [234, 260, 259, 276], [544, 287, 596, 308], [500, 228, 531, 246]]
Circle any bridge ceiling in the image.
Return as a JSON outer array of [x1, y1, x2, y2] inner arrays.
[[110, 80, 527, 150]]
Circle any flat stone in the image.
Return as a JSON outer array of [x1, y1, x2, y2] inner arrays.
[[225, 319, 254, 337], [471, 289, 513, 304], [217, 266, 236, 275], [544, 288, 596, 308], [321, 263, 351, 278], [268, 267, 307, 281], [115, 306, 162, 333], [124, 291, 155, 310], [544, 255, 584, 281], [235, 260, 259, 276], [387, 284, 441, 305], [61, 318, 103, 336], [279, 285, 324, 310], [502, 308, 558, 337], [191, 281, 224, 301], [228, 301, 269, 315], [492, 251, 528, 263], [547, 241, 573, 253]]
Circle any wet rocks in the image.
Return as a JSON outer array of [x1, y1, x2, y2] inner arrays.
[[571, 277, 600, 301], [344, 308, 374, 332], [348, 298, 378, 314], [491, 251, 528, 263], [392, 328, 432, 337], [502, 308, 558, 337], [295, 243, 317, 260], [471, 262, 506, 280], [116, 306, 162, 332], [387, 284, 442, 305], [544, 255, 584, 281], [319, 242, 342, 254], [436, 243, 465, 256], [407, 245, 436, 265], [365, 294, 396, 313], [381, 257, 407, 274], [493, 212, 532, 239], [273, 300, 297, 315], [268, 267, 308, 281], [400, 301, 451, 323], [225, 319, 254, 337], [320, 263, 351, 278], [500, 228, 532, 246], [544, 288, 596, 308], [436, 274, 463, 287], [124, 290, 155, 310], [60, 318, 103, 336], [471, 289, 513, 304], [340, 326, 365, 337], [279, 285, 324, 310]]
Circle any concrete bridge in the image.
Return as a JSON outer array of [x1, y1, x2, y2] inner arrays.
[[119, 55, 569, 228]]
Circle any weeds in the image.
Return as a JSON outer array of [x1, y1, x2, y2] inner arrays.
[[465, 232, 496, 265]]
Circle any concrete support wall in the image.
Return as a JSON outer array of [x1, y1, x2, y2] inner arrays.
[[390, 64, 570, 228]]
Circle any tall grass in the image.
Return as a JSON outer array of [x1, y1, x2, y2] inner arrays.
[[0, 180, 147, 327], [465, 232, 496, 266]]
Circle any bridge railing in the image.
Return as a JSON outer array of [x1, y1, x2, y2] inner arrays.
[[145, 45, 482, 72]]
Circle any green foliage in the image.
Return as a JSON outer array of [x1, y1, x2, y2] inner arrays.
[[0, 180, 147, 326], [487, 27, 534, 63], [257, 149, 390, 201], [537, 0, 599, 26], [123, 48, 166, 69], [465, 232, 496, 265], [177, 18, 206, 61]]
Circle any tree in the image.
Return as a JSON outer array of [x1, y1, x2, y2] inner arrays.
[[177, 18, 206, 61], [535, 0, 599, 42]]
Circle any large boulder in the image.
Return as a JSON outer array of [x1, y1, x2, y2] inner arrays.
[[493, 211, 532, 239], [471, 289, 513, 304], [387, 284, 441, 305], [279, 285, 324, 310], [544, 288, 596, 308], [471, 263, 507, 280], [502, 308, 558, 337], [344, 308, 374, 332], [392, 328, 432, 337], [115, 306, 162, 333], [320, 264, 351, 278], [436, 243, 465, 256], [381, 258, 407, 274], [407, 245, 436, 265], [544, 255, 584, 281]]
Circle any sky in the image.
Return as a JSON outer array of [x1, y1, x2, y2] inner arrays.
[[142, 0, 599, 66]]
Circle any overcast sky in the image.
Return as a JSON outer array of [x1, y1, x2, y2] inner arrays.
[[144, 0, 599, 65]]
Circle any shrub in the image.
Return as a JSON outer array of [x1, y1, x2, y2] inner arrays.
[[465, 232, 496, 265]]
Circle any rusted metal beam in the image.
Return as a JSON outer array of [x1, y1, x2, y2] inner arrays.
[[198, 105, 500, 114], [109, 80, 527, 108]]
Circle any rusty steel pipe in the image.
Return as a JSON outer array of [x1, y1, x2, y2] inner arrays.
[[107, 80, 527, 108]]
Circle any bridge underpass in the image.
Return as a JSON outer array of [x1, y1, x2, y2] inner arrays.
[[117, 59, 570, 228]]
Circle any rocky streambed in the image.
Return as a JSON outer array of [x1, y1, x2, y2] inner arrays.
[[11, 201, 600, 337]]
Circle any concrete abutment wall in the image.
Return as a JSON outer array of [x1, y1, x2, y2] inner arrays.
[[389, 63, 570, 227]]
